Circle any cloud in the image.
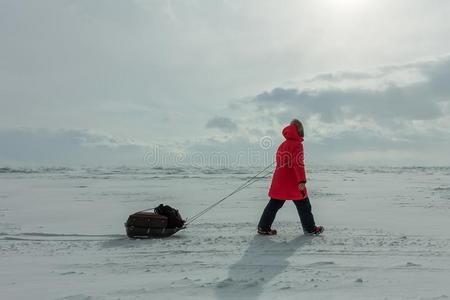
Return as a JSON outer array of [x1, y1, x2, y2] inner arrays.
[[0, 127, 274, 168], [0, 128, 147, 166], [253, 55, 450, 126], [206, 116, 238, 132], [258, 86, 443, 123]]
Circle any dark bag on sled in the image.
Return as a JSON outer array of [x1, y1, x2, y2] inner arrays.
[[154, 204, 185, 229], [125, 211, 168, 237], [125, 205, 185, 238]]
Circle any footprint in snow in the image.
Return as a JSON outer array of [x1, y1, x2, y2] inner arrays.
[[405, 262, 421, 267]]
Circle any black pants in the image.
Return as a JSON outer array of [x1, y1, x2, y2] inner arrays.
[[257, 198, 316, 233]]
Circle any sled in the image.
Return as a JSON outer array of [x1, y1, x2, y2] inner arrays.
[[125, 224, 185, 238]]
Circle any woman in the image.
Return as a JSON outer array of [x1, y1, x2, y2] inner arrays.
[[257, 119, 324, 235]]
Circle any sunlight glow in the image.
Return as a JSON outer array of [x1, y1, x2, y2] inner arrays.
[[324, 0, 371, 14]]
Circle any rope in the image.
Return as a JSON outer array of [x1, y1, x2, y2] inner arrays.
[[185, 162, 276, 225]]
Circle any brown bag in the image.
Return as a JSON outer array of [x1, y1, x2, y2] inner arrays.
[[125, 209, 185, 238], [126, 212, 168, 229]]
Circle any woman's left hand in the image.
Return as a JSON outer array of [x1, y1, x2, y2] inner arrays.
[[298, 182, 306, 191]]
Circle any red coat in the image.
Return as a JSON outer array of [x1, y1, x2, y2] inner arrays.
[[268, 124, 308, 201]]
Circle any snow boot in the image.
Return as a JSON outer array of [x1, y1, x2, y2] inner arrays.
[[257, 228, 277, 235], [305, 226, 324, 235]]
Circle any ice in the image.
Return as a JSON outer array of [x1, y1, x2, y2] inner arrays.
[[1, 166, 450, 299]]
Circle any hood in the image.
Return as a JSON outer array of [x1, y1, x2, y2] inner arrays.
[[282, 124, 303, 141]]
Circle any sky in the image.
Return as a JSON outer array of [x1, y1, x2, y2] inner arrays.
[[1, 0, 450, 167]]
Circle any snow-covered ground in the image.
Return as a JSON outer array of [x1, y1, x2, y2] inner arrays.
[[1, 166, 450, 300]]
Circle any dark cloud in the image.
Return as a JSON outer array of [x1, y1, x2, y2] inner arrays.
[[0, 128, 145, 166], [305, 130, 450, 165], [254, 56, 450, 123], [206, 116, 238, 132], [307, 71, 378, 82]]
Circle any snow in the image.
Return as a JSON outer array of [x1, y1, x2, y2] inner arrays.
[[1, 166, 450, 299]]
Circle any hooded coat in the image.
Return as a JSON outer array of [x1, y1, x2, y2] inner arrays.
[[268, 124, 308, 200]]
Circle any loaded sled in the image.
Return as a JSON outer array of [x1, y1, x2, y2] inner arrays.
[[125, 204, 185, 238]]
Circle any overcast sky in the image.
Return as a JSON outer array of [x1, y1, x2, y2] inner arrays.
[[1, 0, 450, 166]]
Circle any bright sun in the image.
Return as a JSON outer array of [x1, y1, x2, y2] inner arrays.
[[325, 0, 370, 13]]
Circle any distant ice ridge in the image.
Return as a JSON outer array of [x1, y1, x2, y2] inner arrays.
[[0, 166, 73, 174], [0, 165, 260, 178], [1, 165, 450, 176]]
